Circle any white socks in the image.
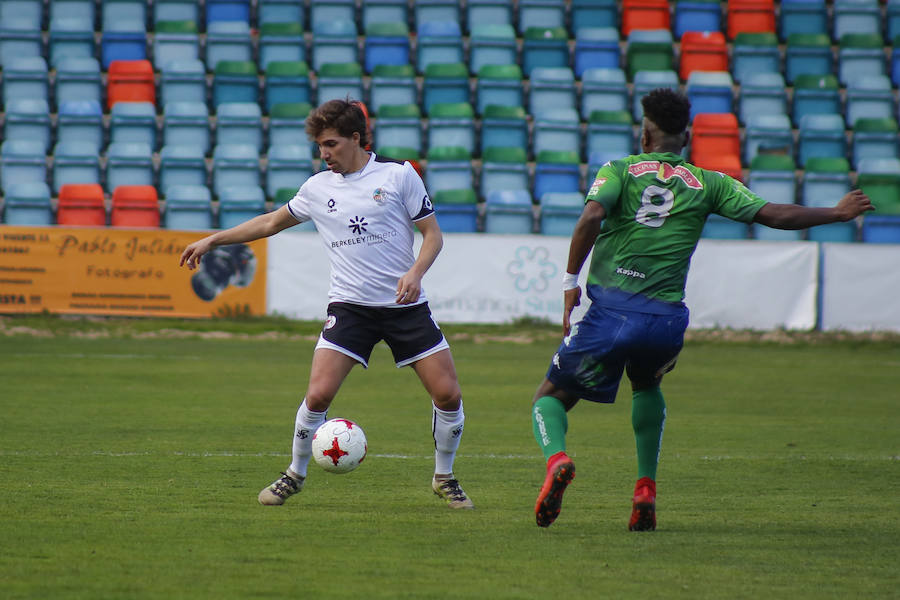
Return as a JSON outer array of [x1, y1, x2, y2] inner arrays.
[[289, 399, 326, 478], [432, 401, 465, 477]]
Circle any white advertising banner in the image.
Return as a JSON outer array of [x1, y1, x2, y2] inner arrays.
[[821, 242, 900, 332]]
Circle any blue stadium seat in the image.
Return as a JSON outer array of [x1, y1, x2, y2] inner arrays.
[[779, 0, 828, 41], [206, 21, 254, 71], [747, 154, 800, 241], [213, 60, 259, 107], [373, 104, 422, 153], [102, 0, 147, 31], [425, 146, 473, 195], [802, 157, 856, 242], [416, 21, 464, 74], [632, 70, 679, 121], [52, 140, 101, 193], [480, 105, 528, 154], [163, 101, 211, 153], [259, 22, 306, 72], [469, 24, 517, 75], [738, 72, 788, 125], [586, 110, 635, 166], [264, 61, 311, 112], [266, 144, 313, 199], [581, 68, 629, 119], [370, 65, 417, 115], [423, 62, 471, 114], [571, 0, 618, 33], [480, 146, 529, 200], [832, 0, 881, 41], [110, 102, 158, 149], [206, 0, 251, 24], [50, 0, 95, 24], [534, 150, 582, 200], [0, 19, 42, 67], [2, 56, 48, 106], [427, 103, 476, 156], [311, 19, 358, 72], [785, 33, 833, 84], [362, 0, 408, 31], [4, 99, 50, 153], [101, 20, 148, 70], [838, 33, 887, 87], [532, 108, 582, 158], [476, 64, 523, 115], [852, 118, 900, 169], [731, 32, 781, 83], [414, 0, 460, 31], [57, 100, 104, 153], [686, 71, 735, 119], [55, 57, 102, 106], [2, 182, 54, 226], [540, 192, 584, 236], [49, 17, 95, 67], [316, 62, 364, 104], [845, 75, 895, 127], [269, 102, 313, 149], [518, 0, 566, 33], [154, 21, 201, 71], [154, 0, 200, 25], [160, 59, 208, 106], [216, 102, 264, 152], [159, 145, 208, 193], [432, 189, 478, 233], [213, 144, 261, 197], [218, 185, 267, 229], [310, 0, 356, 28], [164, 184, 214, 230], [1, 140, 45, 195], [744, 114, 794, 165], [106, 142, 155, 192], [798, 113, 848, 167], [465, 0, 513, 32], [573, 27, 620, 78], [259, 0, 304, 26], [791, 74, 841, 126], [673, 0, 722, 39], [364, 22, 411, 74], [0, 0, 42, 30], [522, 26, 570, 76], [484, 189, 534, 234], [529, 67, 577, 116], [701, 214, 750, 239], [857, 157, 900, 243]]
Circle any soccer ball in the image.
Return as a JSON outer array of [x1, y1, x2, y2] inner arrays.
[[311, 418, 368, 474]]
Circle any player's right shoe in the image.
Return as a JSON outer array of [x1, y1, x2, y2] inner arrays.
[[432, 477, 475, 509], [628, 476, 656, 531], [535, 452, 575, 527], [258, 470, 304, 505]]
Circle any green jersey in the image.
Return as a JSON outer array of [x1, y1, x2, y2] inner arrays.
[[585, 152, 767, 307]]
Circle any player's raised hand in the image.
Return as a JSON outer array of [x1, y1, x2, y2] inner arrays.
[[563, 286, 582, 337], [835, 189, 875, 221]]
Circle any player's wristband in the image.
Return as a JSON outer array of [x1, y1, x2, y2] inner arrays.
[[562, 272, 580, 291]]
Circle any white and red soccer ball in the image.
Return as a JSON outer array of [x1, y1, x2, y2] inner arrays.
[[312, 418, 368, 474]]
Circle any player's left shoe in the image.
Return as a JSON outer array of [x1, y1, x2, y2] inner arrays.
[[432, 477, 475, 509], [535, 452, 576, 527], [628, 476, 657, 531]]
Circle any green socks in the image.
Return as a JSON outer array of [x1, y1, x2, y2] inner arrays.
[[532, 396, 568, 460], [632, 386, 666, 480]]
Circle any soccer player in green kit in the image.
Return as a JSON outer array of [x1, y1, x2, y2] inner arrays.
[[531, 88, 874, 531]]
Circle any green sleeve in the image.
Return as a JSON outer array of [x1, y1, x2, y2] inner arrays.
[[708, 171, 768, 223], [585, 160, 624, 213]]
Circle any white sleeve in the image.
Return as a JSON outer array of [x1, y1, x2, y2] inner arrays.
[[285, 182, 311, 222], [401, 161, 435, 221]]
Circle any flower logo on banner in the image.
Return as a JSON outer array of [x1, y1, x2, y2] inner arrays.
[[506, 246, 558, 293]]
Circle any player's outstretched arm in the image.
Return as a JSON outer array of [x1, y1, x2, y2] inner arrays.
[[753, 189, 874, 230], [179, 204, 299, 269], [397, 214, 443, 305]]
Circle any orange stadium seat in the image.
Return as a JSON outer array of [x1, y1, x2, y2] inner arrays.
[[106, 60, 156, 110], [110, 185, 161, 228], [727, 0, 776, 40], [621, 0, 671, 38], [57, 183, 107, 226], [690, 113, 743, 180], [679, 31, 729, 81]]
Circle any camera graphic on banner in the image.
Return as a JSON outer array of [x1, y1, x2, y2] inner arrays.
[[191, 244, 257, 302]]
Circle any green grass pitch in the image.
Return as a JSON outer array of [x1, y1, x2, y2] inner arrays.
[[0, 319, 897, 599]]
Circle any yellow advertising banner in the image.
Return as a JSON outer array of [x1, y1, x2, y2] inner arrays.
[[0, 226, 267, 318]]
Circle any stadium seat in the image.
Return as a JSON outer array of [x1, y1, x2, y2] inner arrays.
[[573, 27, 621, 78], [268, 102, 313, 149], [212, 144, 261, 197], [57, 100, 104, 153], [747, 154, 800, 240], [266, 144, 313, 199], [271, 187, 296, 208], [160, 60, 207, 107], [791, 74, 842, 126], [362, 0, 408, 31], [587, 110, 635, 165], [779, 0, 828, 41], [316, 62, 364, 104], [110, 102, 158, 149], [838, 33, 887, 87], [4, 99, 50, 154], [686, 71, 735, 119], [857, 157, 900, 243], [469, 25, 517, 75], [50, 0, 96, 24], [673, 0, 722, 39], [785, 33, 833, 84], [890, 0, 900, 43], [213, 60, 259, 107], [432, 189, 478, 233], [56, 183, 107, 227], [484, 189, 534, 234], [626, 29, 674, 80], [163, 102, 211, 154], [534, 150, 582, 200], [621, 0, 670, 38], [0, 0, 42, 29], [311, 19, 358, 72], [540, 192, 584, 236], [581, 68, 630, 119], [48, 17, 95, 67], [427, 103, 476, 156], [55, 57, 102, 106], [258, 22, 306, 73], [154, 0, 200, 25], [532, 108, 582, 158], [52, 141, 101, 194], [414, 0, 460, 31], [518, 0, 566, 33], [522, 26, 570, 76], [416, 21, 463, 74], [107, 60, 156, 110], [106, 142, 155, 192], [310, 0, 356, 27], [679, 31, 729, 82], [110, 185, 160, 228], [207, 0, 251, 24], [159, 145, 208, 193], [102, 0, 147, 31], [726, 0, 775, 39], [466, 0, 513, 31], [690, 112, 742, 172], [206, 21, 254, 72], [264, 61, 311, 112], [529, 67, 577, 116], [798, 114, 848, 167], [0, 19, 41, 68], [571, 0, 619, 33], [0, 140, 45, 195], [833, 0, 881, 41], [216, 102, 264, 152], [480, 146, 530, 200], [846, 75, 896, 128], [2, 182, 54, 226], [423, 63, 471, 114], [101, 20, 147, 70], [476, 64, 524, 116], [2, 56, 48, 107], [701, 214, 750, 239], [632, 70, 679, 121], [802, 157, 856, 242], [744, 114, 793, 165], [739, 72, 788, 125], [731, 32, 780, 83], [218, 185, 267, 229], [154, 20, 201, 71], [373, 103, 422, 153], [364, 22, 411, 74], [164, 184, 214, 230], [425, 146, 473, 195], [369, 64, 417, 115], [480, 105, 529, 155], [852, 118, 900, 168]]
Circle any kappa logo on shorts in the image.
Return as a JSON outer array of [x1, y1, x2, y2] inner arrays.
[[324, 315, 337, 329]]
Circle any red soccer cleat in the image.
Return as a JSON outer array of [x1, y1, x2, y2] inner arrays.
[[628, 476, 657, 531], [535, 452, 575, 527]]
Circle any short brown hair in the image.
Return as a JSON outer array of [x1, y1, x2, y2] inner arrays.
[[305, 98, 370, 148]]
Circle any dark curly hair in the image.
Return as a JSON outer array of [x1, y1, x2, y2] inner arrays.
[[640, 88, 692, 136], [305, 98, 370, 148]]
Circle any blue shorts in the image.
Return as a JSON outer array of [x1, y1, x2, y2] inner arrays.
[[546, 302, 689, 403]]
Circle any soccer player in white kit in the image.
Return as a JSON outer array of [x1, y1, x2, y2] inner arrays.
[[179, 99, 473, 509]]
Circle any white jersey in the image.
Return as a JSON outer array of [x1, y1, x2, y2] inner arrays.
[[286, 153, 435, 307]]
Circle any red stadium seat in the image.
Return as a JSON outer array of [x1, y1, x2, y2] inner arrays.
[[107, 60, 156, 110], [622, 0, 671, 38], [727, 0, 776, 40], [57, 183, 107, 226], [690, 113, 743, 180], [110, 185, 160, 228], [679, 31, 729, 81]]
